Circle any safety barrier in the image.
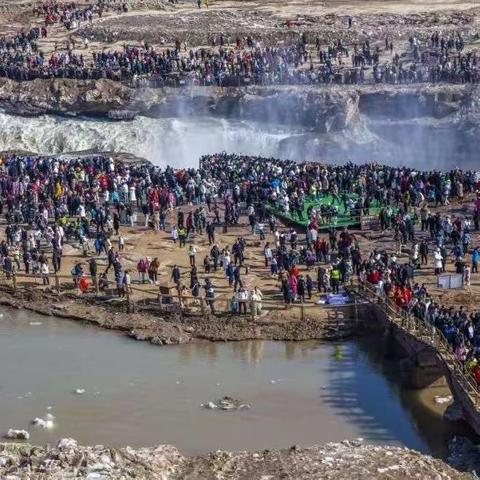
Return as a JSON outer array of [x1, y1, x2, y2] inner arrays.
[[350, 280, 480, 406], [0, 270, 355, 322]]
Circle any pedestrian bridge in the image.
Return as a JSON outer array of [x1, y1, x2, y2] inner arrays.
[[349, 282, 480, 435]]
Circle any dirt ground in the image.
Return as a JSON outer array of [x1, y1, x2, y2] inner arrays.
[[9, 190, 480, 320]]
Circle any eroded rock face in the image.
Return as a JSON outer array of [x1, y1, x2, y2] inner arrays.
[[0, 78, 135, 116], [0, 440, 471, 480], [0, 78, 471, 127], [0, 79, 479, 168]]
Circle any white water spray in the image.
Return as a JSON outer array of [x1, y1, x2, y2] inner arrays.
[[0, 112, 301, 167]]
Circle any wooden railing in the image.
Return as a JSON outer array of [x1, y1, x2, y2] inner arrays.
[[351, 280, 480, 406], [0, 270, 355, 321]]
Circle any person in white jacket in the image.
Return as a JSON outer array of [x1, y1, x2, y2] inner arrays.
[[434, 248, 443, 275], [250, 286, 263, 317]]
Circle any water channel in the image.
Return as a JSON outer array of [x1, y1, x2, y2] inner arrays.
[[0, 309, 470, 456]]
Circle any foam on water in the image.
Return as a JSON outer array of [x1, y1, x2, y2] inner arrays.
[[0, 112, 299, 167]]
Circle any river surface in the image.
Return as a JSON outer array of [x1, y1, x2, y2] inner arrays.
[[0, 309, 470, 456]]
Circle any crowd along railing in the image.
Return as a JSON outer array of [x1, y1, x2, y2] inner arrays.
[[352, 280, 480, 406]]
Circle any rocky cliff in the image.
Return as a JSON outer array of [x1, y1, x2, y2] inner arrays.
[[0, 77, 469, 125]]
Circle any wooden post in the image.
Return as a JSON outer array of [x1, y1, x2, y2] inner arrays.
[[200, 297, 207, 319], [179, 290, 185, 315], [250, 299, 255, 321], [353, 296, 358, 323], [300, 302, 305, 322], [125, 285, 132, 313], [55, 274, 60, 293], [158, 292, 163, 312], [94, 275, 99, 296], [12, 273, 16, 293]]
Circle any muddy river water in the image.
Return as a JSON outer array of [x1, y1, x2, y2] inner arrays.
[[0, 309, 470, 456]]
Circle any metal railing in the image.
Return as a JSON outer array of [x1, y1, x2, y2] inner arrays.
[[352, 280, 480, 406]]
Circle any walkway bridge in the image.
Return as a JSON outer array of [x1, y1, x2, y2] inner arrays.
[[348, 281, 480, 435]]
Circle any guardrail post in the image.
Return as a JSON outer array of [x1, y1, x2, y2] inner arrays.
[[200, 297, 207, 319], [55, 274, 60, 293], [12, 273, 16, 293], [300, 302, 305, 321], [94, 275, 99, 296], [158, 292, 163, 312], [126, 284, 135, 313], [178, 290, 185, 316], [250, 299, 256, 321]]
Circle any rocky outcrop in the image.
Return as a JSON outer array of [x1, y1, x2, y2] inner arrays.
[[0, 77, 471, 126], [0, 439, 471, 479], [0, 78, 136, 116]]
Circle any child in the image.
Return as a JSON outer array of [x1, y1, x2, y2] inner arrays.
[[118, 236, 125, 252]]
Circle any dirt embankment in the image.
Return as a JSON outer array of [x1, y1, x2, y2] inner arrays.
[[75, 7, 478, 48], [0, 438, 473, 480], [0, 286, 356, 346]]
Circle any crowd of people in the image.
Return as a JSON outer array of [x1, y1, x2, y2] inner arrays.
[[33, 0, 127, 30], [373, 32, 480, 84], [1, 0, 480, 85], [0, 150, 480, 377]]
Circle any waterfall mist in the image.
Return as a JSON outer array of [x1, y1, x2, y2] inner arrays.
[[0, 111, 305, 168]]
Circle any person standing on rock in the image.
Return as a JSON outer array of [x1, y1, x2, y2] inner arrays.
[[171, 264, 181, 287], [297, 275, 306, 303], [205, 279, 215, 314], [188, 245, 197, 267], [472, 247, 479, 273], [178, 226, 187, 248], [113, 212, 120, 236], [251, 286, 263, 317], [41, 260, 50, 286], [233, 265, 243, 292], [148, 258, 160, 284], [206, 221, 215, 245], [105, 247, 115, 273], [434, 248, 443, 276], [330, 265, 341, 294], [171, 225, 178, 244]]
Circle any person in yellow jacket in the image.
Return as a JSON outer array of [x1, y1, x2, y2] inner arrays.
[[54, 181, 63, 199], [330, 266, 341, 294]]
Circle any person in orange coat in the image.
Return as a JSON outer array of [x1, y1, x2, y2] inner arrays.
[[289, 265, 300, 278], [79, 277, 90, 293]]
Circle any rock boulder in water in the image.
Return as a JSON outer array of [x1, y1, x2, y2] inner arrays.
[[5, 429, 29, 440], [201, 396, 251, 411]]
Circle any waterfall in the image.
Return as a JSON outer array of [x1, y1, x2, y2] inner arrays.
[[0, 112, 301, 167]]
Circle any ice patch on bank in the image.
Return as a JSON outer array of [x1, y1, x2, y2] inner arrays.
[[0, 112, 299, 167]]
